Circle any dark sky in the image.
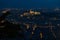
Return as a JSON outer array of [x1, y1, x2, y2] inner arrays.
[[0, 0, 60, 9]]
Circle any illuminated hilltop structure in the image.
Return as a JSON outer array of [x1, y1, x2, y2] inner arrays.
[[20, 9, 41, 17]]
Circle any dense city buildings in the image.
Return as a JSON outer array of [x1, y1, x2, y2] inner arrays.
[[0, 8, 60, 40]]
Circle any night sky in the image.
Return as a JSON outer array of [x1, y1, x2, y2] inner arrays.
[[0, 0, 60, 9]]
